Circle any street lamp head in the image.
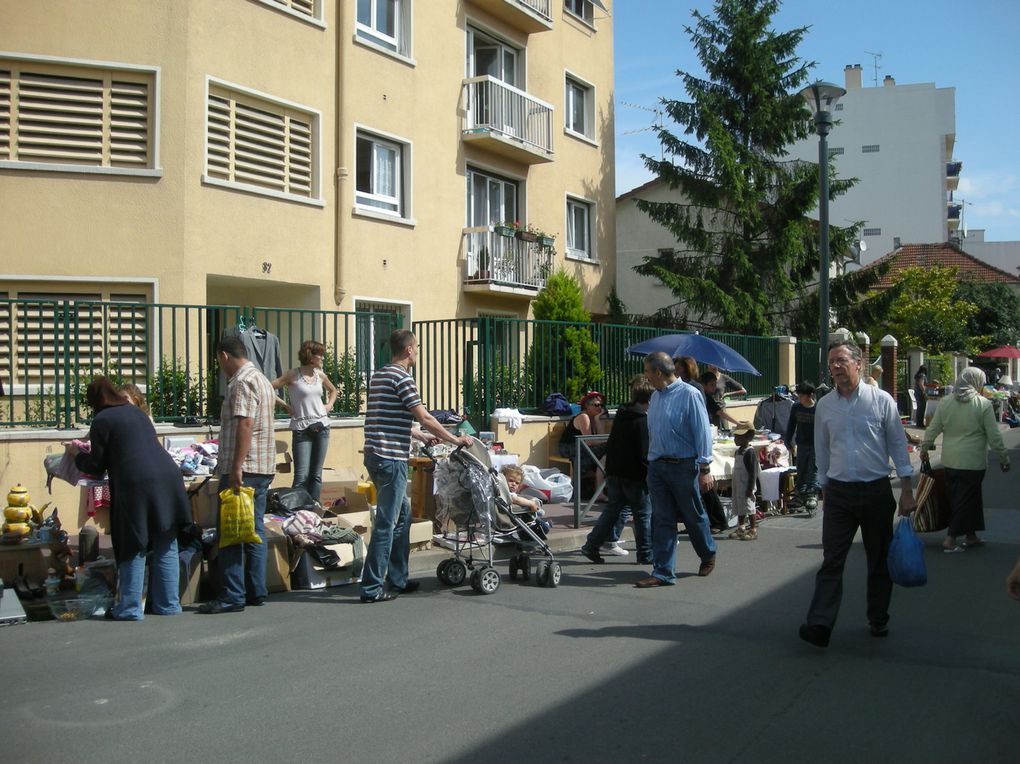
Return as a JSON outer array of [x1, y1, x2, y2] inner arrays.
[[800, 80, 847, 116]]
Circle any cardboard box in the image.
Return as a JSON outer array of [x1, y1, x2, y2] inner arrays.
[[0, 542, 51, 581], [332, 510, 372, 546], [341, 486, 371, 512], [264, 533, 292, 593], [187, 477, 220, 528], [290, 540, 363, 589], [409, 519, 432, 548], [319, 467, 362, 509]]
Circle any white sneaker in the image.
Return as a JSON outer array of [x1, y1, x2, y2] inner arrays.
[[601, 542, 629, 556]]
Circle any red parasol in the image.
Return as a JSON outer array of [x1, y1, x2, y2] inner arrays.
[[976, 346, 1020, 359]]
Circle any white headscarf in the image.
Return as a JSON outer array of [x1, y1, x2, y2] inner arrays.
[[954, 366, 986, 402]]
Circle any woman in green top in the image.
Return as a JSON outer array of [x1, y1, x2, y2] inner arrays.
[[921, 367, 1010, 552]]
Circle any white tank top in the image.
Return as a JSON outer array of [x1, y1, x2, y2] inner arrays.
[[288, 369, 329, 431]]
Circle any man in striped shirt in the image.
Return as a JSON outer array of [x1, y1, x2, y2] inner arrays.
[[200, 336, 278, 614], [360, 330, 473, 603]]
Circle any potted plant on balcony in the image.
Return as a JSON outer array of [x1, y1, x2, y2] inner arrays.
[[494, 222, 515, 237], [515, 223, 538, 243], [537, 231, 555, 248]]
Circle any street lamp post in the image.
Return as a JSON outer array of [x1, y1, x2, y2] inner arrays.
[[800, 81, 846, 374]]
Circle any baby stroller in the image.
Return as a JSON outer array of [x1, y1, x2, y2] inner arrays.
[[432, 438, 561, 594]]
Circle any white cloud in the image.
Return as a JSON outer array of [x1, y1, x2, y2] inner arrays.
[[957, 172, 1018, 200]]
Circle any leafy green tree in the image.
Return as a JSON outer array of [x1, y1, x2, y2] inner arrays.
[[633, 0, 861, 335], [531, 271, 603, 401], [882, 266, 977, 354], [955, 280, 1020, 348]]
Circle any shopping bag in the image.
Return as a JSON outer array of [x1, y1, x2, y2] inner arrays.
[[888, 517, 926, 587], [218, 486, 262, 547], [911, 469, 950, 533]]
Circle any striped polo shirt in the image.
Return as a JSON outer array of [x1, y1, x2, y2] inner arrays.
[[364, 364, 422, 460], [218, 361, 277, 476]]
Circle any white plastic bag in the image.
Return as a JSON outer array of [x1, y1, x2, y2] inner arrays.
[[521, 464, 574, 504]]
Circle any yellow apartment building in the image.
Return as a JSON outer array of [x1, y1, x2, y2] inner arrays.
[[1, 0, 616, 331]]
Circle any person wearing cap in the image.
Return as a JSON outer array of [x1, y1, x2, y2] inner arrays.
[[728, 422, 760, 540], [637, 352, 717, 587], [799, 340, 915, 648]]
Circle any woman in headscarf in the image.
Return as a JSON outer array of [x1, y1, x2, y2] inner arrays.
[[68, 377, 191, 619], [920, 367, 1010, 552]]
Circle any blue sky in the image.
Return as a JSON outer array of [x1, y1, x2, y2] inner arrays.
[[614, 0, 1020, 243]]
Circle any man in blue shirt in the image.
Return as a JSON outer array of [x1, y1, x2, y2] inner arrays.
[[636, 352, 717, 587], [800, 341, 916, 647]]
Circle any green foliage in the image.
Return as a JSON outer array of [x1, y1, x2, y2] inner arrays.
[[322, 345, 365, 415], [148, 359, 202, 419], [883, 267, 978, 354], [606, 285, 628, 324], [463, 363, 534, 415], [531, 271, 603, 401], [633, 0, 863, 334], [788, 260, 893, 338], [954, 280, 1020, 348]]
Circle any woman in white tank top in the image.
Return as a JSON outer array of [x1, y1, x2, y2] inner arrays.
[[273, 340, 338, 501]]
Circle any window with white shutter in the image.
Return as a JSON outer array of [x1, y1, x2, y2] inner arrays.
[[204, 79, 321, 205], [0, 55, 157, 175]]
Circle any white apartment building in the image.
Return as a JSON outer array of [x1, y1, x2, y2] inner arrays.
[[787, 64, 959, 264]]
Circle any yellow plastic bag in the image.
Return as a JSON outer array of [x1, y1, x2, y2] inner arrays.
[[218, 486, 262, 547]]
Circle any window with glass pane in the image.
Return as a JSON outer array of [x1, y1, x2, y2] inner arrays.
[[565, 0, 593, 24], [356, 132, 402, 215], [566, 198, 592, 259], [467, 167, 517, 227], [565, 78, 589, 136], [469, 30, 519, 87], [357, 0, 401, 53]]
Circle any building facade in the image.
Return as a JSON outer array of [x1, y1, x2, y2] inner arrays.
[[787, 64, 959, 265], [1, 0, 615, 326]]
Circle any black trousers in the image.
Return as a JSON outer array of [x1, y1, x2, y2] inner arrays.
[[806, 478, 896, 631], [702, 488, 728, 529], [944, 467, 986, 537]]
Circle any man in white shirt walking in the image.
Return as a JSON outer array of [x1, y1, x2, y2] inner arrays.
[[800, 340, 916, 648]]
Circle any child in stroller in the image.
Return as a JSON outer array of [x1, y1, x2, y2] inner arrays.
[[500, 465, 552, 536]]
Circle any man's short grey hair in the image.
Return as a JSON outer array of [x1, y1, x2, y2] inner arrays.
[[644, 351, 674, 376], [828, 340, 862, 362]]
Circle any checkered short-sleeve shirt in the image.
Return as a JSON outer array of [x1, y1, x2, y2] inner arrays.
[[218, 361, 276, 476]]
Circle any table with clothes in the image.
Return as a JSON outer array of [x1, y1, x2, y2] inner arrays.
[[710, 438, 791, 515]]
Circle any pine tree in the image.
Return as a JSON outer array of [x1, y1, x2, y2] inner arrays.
[[633, 0, 857, 335]]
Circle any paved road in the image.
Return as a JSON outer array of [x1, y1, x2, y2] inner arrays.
[[2, 430, 1017, 763]]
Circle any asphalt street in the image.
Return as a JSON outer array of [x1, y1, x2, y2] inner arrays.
[[2, 430, 1018, 763]]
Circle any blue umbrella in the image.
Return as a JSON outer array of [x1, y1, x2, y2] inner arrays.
[[626, 333, 761, 376]]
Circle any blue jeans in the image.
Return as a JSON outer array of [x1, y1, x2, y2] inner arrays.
[[217, 473, 272, 607], [646, 458, 716, 582], [292, 425, 330, 501], [583, 477, 651, 561], [795, 443, 819, 495], [113, 531, 181, 620], [360, 454, 411, 598]]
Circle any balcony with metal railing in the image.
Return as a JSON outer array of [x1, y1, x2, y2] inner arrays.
[[947, 201, 962, 230], [468, 0, 553, 33], [946, 160, 963, 191], [462, 76, 554, 164], [462, 226, 554, 296]]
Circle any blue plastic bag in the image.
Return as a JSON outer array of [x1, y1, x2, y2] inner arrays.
[[888, 517, 927, 587]]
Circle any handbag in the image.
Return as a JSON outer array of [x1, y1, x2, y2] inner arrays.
[[912, 468, 950, 534], [268, 487, 317, 517], [888, 518, 927, 587], [218, 486, 262, 547]]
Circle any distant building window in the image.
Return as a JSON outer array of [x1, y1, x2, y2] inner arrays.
[[0, 55, 158, 175], [356, 129, 410, 219], [828, 147, 844, 157], [862, 227, 881, 237], [565, 74, 595, 140], [862, 144, 880, 153], [834, 103, 844, 111], [566, 196, 595, 261], [205, 79, 320, 204], [254, 0, 323, 24], [356, 0, 411, 57], [564, 0, 595, 25]]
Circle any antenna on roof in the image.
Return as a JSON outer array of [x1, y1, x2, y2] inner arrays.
[[621, 101, 664, 161], [864, 51, 883, 87]]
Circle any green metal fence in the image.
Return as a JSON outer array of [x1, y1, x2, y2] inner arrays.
[[0, 299, 397, 428], [412, 317, 781, 428], [795, 340, 822, 387]]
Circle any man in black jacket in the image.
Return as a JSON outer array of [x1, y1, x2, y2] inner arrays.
[[579, 375, 654, 564]]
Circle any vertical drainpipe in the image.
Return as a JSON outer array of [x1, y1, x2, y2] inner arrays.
[[333, 3, 350, 306]]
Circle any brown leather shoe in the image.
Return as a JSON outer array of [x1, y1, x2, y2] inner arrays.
[[634, 576, 673, 588], [697, 556, 716, 577]]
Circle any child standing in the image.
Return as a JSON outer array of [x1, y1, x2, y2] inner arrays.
[[729, 423, 760, 540], [501, 465, 551, 534], [784, 381, 819, 511]]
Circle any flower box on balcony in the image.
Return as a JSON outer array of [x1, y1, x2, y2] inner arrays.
[[515, 230, 538, 242], [537, 235, 555, 248], [494, 225, 514, 237]]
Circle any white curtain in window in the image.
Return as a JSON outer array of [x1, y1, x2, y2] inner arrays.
[[374, 143, 396, 199]]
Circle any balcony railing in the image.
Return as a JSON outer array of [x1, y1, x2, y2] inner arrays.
[[948, 203, 962, 220], [462, 227, 553, 292], [462, 76, 554, 161], [946, 161, 962, 177], [469, 1, 553, 32]]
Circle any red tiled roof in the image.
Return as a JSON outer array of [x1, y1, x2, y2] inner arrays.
[[862, 242, 1020, 289]]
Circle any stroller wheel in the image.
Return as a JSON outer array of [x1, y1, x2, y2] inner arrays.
[[436, 559, 451, 585], [519, 554, 531, 581], [545, 561, 562, 588], [444, 559, 467, 586], [471, 566, 501, 595], [535, 561, 550, 587]]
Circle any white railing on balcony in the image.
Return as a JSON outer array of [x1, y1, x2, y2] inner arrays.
[[518, 0, 552, 20], [463, 76, 554, 156], [463, 227, 553, 290]]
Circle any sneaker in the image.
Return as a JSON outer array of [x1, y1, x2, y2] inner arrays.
[[742, 528, 758, 540], [601, 542, 629, 557], [728, 527, 747, 540]]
